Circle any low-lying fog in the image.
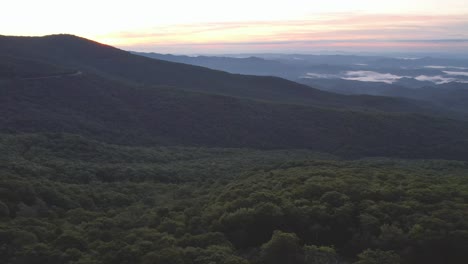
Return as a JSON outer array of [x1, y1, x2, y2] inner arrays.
[[304, 69, 468, 85]]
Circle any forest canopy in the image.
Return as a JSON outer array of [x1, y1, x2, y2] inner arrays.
[[1, 134, 467, 264]]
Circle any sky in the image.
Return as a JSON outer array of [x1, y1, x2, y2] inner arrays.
[[2, 0, 468, 54]]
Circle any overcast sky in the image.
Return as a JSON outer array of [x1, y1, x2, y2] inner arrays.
[[2, 0, 468, 54]]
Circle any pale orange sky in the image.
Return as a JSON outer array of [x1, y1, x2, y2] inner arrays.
[[2, 0, 468, 53]]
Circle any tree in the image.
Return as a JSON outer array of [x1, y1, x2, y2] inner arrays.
[[378, 224, 406, 249], [354, 249, 400, 264], [54, 231, 87, 251], [0, 201, 10, 217], [319, 191, 349, 207], [142, 247, 185, 264], [260, 231, 302, 264], [303, 245, 339, 264]]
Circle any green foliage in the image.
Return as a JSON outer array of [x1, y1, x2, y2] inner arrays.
[[142, 248, 185, 264], [0, 135, 467, 263], [0, 201, 9, 217], [303, 245, 339, 264], [260, 231, 302, 264], [354, 249, 400, 264]]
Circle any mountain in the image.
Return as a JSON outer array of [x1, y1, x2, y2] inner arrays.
[[131, 52, 292, 77], [2, 35, 468, 159], [0, 34, 445, 115], [134, 52, 468, 84], [134, 49, 468, 116]]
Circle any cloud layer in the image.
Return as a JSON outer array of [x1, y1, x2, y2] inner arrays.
[[304, 69, 468, 85], [342, 71, 406, 84]]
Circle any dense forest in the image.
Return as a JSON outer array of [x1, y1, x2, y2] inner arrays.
[[1, 35, 468, 263], [1, 134, 467, 263]]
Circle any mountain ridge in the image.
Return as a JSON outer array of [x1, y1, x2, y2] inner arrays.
[[0, 34, 446, 115]]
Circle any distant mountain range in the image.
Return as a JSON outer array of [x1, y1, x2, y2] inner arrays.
[[133, 51, 468, 84], [134, 51, 468, 114], [2, 34, 468, 159]]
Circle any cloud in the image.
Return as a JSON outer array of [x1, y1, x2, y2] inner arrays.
[[443, 71, 468, 76], [303, 70, 468, 85], [424, 65, 450, 69], [342, 71, 406, 84], [424, 66, 468, 70], [303, 73, 341, 79], [415, 75, 458, 84]]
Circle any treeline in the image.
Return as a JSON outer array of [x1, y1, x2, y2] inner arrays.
[[1, 134, 467, 263], [0, 133, 330, 183]]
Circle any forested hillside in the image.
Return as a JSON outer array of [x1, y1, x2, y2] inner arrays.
[[2, 73, 468, 159], [1, 134, 467, 263]]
